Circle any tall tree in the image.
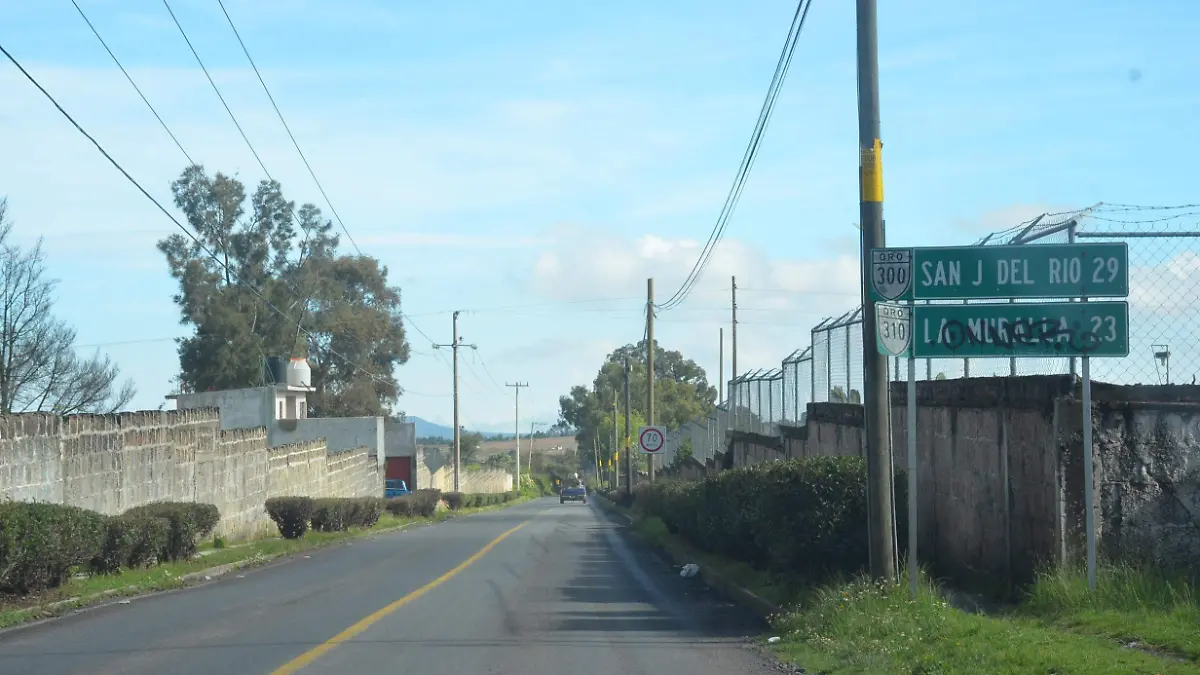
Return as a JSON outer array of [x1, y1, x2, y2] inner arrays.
[[0, 198, 135, 413], [157, 165, 410, 416], [557, 339, 717, 467]]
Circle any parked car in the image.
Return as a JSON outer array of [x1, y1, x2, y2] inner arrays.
[[385, 479, 410, 498]]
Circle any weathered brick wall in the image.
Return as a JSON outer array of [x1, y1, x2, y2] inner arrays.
[[0, 409, 383, 540]]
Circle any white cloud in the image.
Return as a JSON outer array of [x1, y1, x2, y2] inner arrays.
[[952, 203, 1076, 237], [356, 232, 546, 249], [528, 226, 864, 380], [1129, 250, 1200, 316]]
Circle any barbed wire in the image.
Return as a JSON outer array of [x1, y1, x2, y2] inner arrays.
[[656, 202, 1200, 465]]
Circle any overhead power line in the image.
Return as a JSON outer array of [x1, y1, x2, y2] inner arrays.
[[656, 0, 814, 312], [68, 0, 194, 164], [0, 40, 397, 392], [72, 1, 444, 386], [213, 0, 362, 256]]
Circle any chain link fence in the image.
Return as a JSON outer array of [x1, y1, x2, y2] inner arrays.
[[658, 203, 1199, 471]]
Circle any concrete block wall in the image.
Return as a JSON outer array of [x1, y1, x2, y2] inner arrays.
[[325, 449, 383, 498], [412, 449, 511, 493], [723, 375, 1200, 588], [0, 409, 384, 541]]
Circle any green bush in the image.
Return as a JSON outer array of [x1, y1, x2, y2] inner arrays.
[[124, 502, 220, 561], [91, 513, 170, 574], [265, 497, 314, 539], [0, 502, 107, 594], [412, 489, 442, 517], [385, 494, 417, 518], [631, 457, 907, 583], [346, 497, 385, 528], [311, 499, 352, 532], [443, 492, 466, 510]]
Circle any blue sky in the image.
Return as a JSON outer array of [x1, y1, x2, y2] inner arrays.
[[1, 0, 1197, 429]]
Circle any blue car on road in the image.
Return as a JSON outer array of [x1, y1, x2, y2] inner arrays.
[[560, 485, 587, 504]]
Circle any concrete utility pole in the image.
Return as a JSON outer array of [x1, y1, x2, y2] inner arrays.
[[719, 327, 724, 401], [623, 356, 632, 492], [432, 311, 476, 493], [856, 0, 897, 582], [647, 277, 655, 483], [505, 381, 528, 490], [731, 276, 738, 387]]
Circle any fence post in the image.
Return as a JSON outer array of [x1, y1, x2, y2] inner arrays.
[[845, 321, 852, 394], [826, 325, 833, 401]]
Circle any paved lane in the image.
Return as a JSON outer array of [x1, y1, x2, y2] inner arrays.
[[0, 498, 780, 675]]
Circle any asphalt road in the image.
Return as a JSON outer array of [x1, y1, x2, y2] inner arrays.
[[0, 498, 783, 675]]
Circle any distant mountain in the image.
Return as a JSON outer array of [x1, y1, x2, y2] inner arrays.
[[407, 417, 515, 440], [408, 417, 455, 440]]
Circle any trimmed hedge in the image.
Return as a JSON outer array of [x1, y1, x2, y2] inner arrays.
[[347, 497, 385, 528], [0, 503, 107, 594], [124, 502, 221, 561], [92, 514, 170, 574], [269, 497, 386, 535], [631, 457, 907, 582], [266, 497, 314, 539]]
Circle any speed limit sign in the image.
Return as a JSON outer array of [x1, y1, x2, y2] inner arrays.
[[638, 426, 666, 454]]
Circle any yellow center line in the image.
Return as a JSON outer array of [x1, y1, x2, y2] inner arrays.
[[269, 520, 529, 674]]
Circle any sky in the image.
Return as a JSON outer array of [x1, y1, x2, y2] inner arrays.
[[1, 0, 1197, 431]]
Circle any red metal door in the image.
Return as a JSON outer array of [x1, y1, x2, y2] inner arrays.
[[385, 456, 412, 484]]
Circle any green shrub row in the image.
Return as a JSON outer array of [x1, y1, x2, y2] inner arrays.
[[265, 497, 386, 538], [0, 501, 221, 595], [383, 488, 520, 518], [630, 457, 907, 583], [267, 489, 522, 539]]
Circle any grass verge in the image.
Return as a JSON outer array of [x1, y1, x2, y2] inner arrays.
[[597, 493, 1199, 674], [0, 495, 532, 630], [771, 572, 1200, 675], [1019, 562, 1199, 663]]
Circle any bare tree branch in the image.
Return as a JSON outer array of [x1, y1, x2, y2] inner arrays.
[[0, 198, 137, 414]]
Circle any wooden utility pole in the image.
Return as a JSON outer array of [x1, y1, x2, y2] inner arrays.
[[612, 396, 619, 490], [856, 0, 897, 581], [731, 276, 738, 386], [623, 356, 632, 492], [719, 327, 724, 401], [647, 277, 655, 483]]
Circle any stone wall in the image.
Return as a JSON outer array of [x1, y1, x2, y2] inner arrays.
[[0, 409, 382, 541], [724, 375, 1200, 588], [414, 447, 513, 493]]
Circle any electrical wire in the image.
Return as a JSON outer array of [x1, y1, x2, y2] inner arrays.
[[213, 0, 362, 256], [472, 349, 506, 391], [0, 40, 395, 391], [161, 0, 274, 182], [73, 1, 445, 385], [656, 0, 813, 311], [68, 0, 194, 165]]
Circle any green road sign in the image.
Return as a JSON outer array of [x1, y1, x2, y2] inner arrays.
[[875, 302, 912, 358], [910, 301, 1130, 359], [869, 242, 1129, 302]]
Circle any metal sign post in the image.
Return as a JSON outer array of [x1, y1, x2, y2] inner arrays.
[[875, 302, 915, 597], [872, 241, 1131, 595]]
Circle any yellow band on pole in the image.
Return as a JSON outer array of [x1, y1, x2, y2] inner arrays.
[[860, 138, 884, 203]]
